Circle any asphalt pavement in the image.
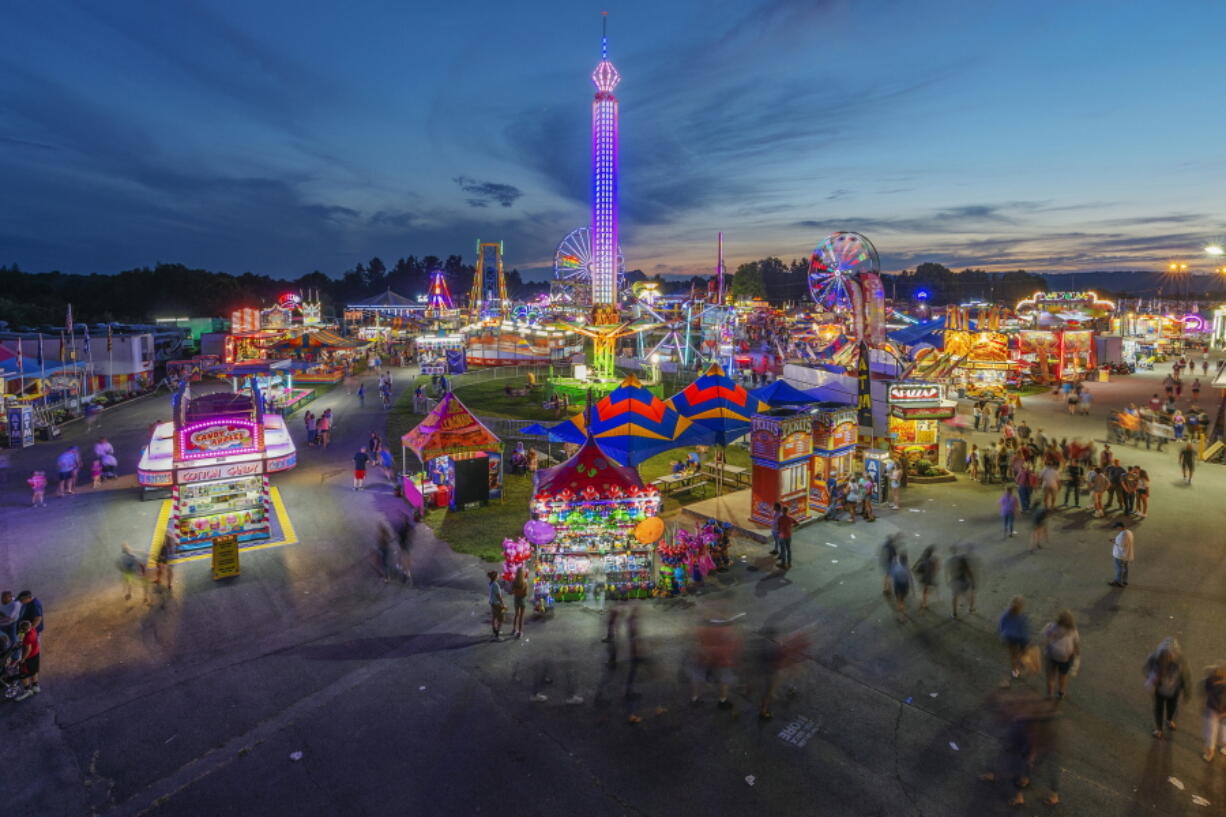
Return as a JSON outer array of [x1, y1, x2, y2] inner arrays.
[[1, 362, 1225, 816]]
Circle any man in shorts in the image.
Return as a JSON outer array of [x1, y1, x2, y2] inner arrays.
[[12, 620, 39, 701], [353, 448, 369, 491]]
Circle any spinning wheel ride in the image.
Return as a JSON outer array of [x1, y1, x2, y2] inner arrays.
[[553, 227, 625, 305], [808, 231, 885, 344]]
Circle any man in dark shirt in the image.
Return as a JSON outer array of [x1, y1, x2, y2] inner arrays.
[[1063, 461, 1083, 508], [1103, 459, 1125, 511], [16, 592, 42, 633], [353, 448, 370, 491]]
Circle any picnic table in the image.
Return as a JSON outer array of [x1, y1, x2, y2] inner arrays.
[[702, 462, 749, 487], [651, 471, 709, 496]]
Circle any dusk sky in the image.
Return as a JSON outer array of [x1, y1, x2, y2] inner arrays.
[[4, 0, 1226, 280]]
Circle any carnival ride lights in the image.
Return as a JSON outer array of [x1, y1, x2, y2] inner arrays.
[[426, 269, 455, 315], [1014, 290, 1116, 315], [590, 16, 620, 310], [470, 240, 508, 319], [553, 226, 625, 305], [807, 232, 886, 344]]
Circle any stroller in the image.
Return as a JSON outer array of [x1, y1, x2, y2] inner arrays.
[[0, 634, 22, 699]]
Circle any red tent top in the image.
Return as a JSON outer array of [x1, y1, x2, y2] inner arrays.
[[401, 392, 501, 460], [533, 434, 648, 500]]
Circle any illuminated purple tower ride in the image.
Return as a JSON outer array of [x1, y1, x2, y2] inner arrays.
[[590, 13, 620, 311]]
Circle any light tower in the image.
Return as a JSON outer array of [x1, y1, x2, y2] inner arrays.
[[579, 12, 630, 379], [590, 12, 620, 312]]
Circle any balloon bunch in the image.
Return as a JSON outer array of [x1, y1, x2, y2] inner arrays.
[[657, 532, 689, 566], [500, 536, 533, 582]]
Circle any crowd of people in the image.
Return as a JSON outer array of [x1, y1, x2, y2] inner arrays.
[[25, 437, 119, 507], [0, 589, 44, 703]]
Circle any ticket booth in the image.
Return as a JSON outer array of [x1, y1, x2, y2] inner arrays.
[[749, 409, 813, 526], [809, 403, 857, 515]]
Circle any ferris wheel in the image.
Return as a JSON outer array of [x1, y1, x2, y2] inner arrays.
[[553, 227, 625, 303], [808, 231, 880, 311]]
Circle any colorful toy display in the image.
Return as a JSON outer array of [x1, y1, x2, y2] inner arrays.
[[529, 434, 661, 605]]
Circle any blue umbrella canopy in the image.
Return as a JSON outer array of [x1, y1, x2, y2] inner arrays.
[[751, 379, 822, 408], [539, 374, 713, 466], [666, 363, 767, 445]]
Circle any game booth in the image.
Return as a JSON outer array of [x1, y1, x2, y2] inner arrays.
[[137, 385, 297, 554], [400, 392, 503, 513], [464, 322, 581, 367], [271, 329, 363, 384], [1017, 329, 1096, 383], [527, 434, 663, 606], [886, 382, 957, 464]]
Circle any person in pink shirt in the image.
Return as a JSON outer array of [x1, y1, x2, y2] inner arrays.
[[26, 471, 46, 507]]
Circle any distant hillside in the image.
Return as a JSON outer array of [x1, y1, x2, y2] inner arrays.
[[1041, 270, 1226, 298]]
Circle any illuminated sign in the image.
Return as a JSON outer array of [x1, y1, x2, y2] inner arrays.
[[178, 461, 264, 484], [888, 384, 942, 403], [177, 419, 263, 460], [138, 470, 174, 487], [266, 453, 297, 472], [277, 292, 302, 311]]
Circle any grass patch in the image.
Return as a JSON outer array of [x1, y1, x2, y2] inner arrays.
[[385, 374, 754, 560], [450, 377, 576, 421]]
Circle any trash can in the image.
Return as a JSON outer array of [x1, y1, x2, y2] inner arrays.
[[946, 438, 968, 472]]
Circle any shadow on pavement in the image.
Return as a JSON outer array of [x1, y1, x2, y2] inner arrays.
[[293, 632, 484, 661]]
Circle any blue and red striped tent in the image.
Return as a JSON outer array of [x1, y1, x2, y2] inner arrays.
[[536, 374, 713, 466], [666, 363, 767, 445]]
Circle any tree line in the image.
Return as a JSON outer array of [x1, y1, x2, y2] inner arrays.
[[0, 256, 1076, 328], [729, 259, 1051, 306]]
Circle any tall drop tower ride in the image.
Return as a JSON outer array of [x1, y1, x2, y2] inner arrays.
[[590, 12, 620, 313]]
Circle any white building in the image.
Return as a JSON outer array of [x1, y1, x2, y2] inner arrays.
[[1, 330, 155, 393]]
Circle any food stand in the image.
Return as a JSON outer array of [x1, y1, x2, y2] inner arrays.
[[529, 435, 662, 604], [400, 392, 503, 513], [137, 385, 297, 553], [749, 409, 814, 526], [944, 329, 1014, 400], [886, 382, 956, 464]]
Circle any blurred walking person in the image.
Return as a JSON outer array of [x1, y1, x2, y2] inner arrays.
[[1029, 504, 1050, 552], [690, 619, 741, 710], [1143, 637, 1190, 739], [879, 535, 899, 595], [1041, 610, 1081, 700], [912, 545, 939, 611], [117, 545, 147, 604], [1179, 441, 1196, 484], [999, 485, 1019, 538], [1203, 663, 1226, 761], [890, 551, 912, 616], [948, 545, 977, 618], [999, 596, 1031, 682]]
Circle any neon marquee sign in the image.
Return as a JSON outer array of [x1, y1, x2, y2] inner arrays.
[[176, 419, 264, 460]]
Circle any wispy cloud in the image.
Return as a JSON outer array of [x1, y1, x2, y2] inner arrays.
[[453, 176, 524, 208]]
